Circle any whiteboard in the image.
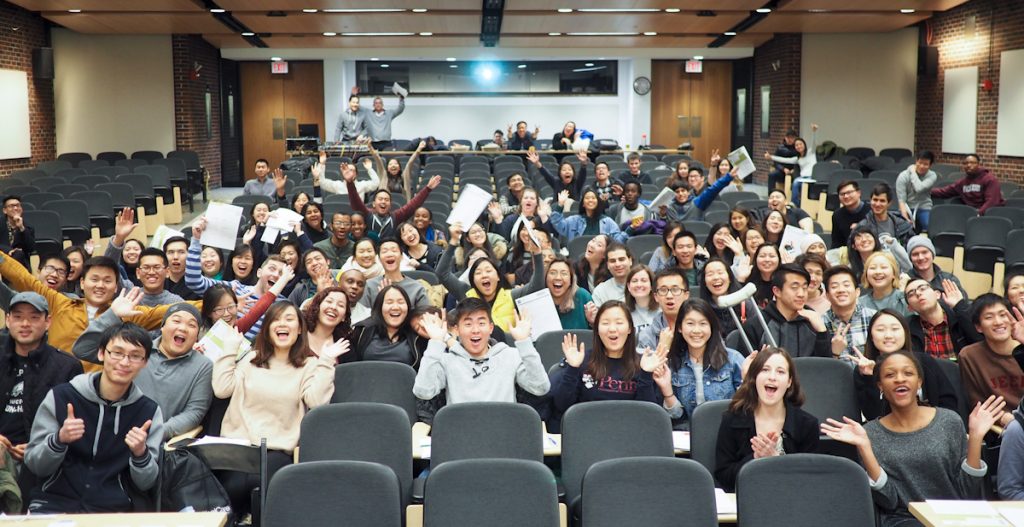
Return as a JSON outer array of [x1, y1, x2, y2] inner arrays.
[[997, 49, 1024, 157], [0, 70, 31, 160], [942, 66, 978, 154]]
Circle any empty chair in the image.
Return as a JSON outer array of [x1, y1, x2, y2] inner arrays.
[[792, 357, 859, 424], [31, 176, 66, 191], [879, 148, 913, 162], [49, 184, 89, 198], [719, 191, 760, 208], [736, 454, 874, 527], [561, 401, 674, 513], [868, 169, 900, 187], [95, 182, 136, 210], [153, 158, 191, 208], [298, 403, 412, 508], [583, 457, 718, 527], [22, 210, 62, 257], [683, 220, 713, 240], [423, 459, 559, 527], [430, 402, 543, 467], [77, 191, 116, 238], [927, 204, 978, 258], [689, 399, 730, 478], [845, 147, 875, 160], [96, 151, 127, 164], [115, 174, 159, 215], [1005, 230, 1024, 276], [56, 152, 91, 167], [704, 209, 730, 225], [52, 168, 86, 181], [961, 216, 1013, 274], [42, 199, 92, 246], [20, 192, 62, 211], [331, 362, 418, 424], [10, 169, 42, 181], [131, 150, 164, 163], [78, 159, 109, 172], [264, 461, 401, 527], [535, 330, 592, 371], [73, 174, 111, 188], [115, 158, 148, 172], [136, 164, 179, 223], [90, 165, 128, 179], [3, 185, 40, 197], [36, 160, 71, 176], [167, 150, 205, 206], [987, 207, 1024, 229]]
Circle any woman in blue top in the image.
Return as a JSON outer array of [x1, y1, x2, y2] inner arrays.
[[550, 188, 626, 242], [654, 299, 744, 428], [548, 301, 666, 432]]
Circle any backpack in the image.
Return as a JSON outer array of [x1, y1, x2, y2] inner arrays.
[[160, 448, 233, 520], [815, 141, 845, 161]]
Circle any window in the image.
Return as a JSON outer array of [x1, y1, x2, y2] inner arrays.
[[355, 60, 618, 96]]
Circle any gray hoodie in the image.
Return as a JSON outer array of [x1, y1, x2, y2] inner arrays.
[[413, 338, 550, 404]]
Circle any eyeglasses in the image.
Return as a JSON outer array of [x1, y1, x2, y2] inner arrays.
[[656, 287, 687, 297], [905, 283, 933, 300], [838, 189, 858, 197], [41, 265, 68, 278], [212, 304, 238, 317], [139, 265, 166, 273], [547, 270, 571, 278], [105, 349, 147, 364], [332, 221, 351, 227]]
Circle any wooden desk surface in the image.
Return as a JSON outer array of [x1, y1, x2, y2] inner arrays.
[[909, 501, 1024, 527], [0, 512, 228, 527]]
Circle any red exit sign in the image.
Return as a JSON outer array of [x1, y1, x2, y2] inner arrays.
[[685, 60, 703, 73], [271, 61, 289, 74]]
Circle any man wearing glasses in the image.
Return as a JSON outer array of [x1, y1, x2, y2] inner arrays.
[[830, 180, 870, 249], [25, 323, 163, 513], [0, 196, 34, 269], [35, 255, 74, 297], [638, 268, 691, 352], [904, 278, 980, 360], [314, 212, 354, 269], [72, 292, 211, 441]]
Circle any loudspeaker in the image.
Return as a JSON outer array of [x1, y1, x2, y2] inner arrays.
[[918, 45, 938, 79], [33, 47, 54, 79]]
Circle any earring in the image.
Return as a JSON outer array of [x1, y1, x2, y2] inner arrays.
[[879, 391, 883, 400]]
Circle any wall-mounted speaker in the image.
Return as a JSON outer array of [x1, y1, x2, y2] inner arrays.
[[918, 45, 938, 79], [33, 47, 54, 79]]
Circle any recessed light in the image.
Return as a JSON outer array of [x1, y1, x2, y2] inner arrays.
[[756, 8, 771, 14], [808, 9, 829, 13], [644, 31, 657, 36], [724, 31, 737, 36], [271, 57, 282, 61], [342, 32, 415, 36], [900, 8, 916, 13], [450, 64, 458, 68], [241, 32, 255, 36], [694, 55, 704, 60], [302, 8, 317, 13], [412, 8, 428, 13], [68, 9, 81, 13], [209, 8, 225, 13], [381, 64, 390, 68], [370, 57, 379, 61], [584, 62, 594, 67], [419, 32, 433, 36], [549, 32, 562, 36], [446, 57, 457, 62], [517, 64, 527, 69], [322, 32, 336, 36], [665, 8, 681, 13], [557, 8, 572, 13]]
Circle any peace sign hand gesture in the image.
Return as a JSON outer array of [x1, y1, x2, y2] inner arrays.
[[850, 347, 875, 377], [830, 322, 849, 357], [710, 148, 721, 165]]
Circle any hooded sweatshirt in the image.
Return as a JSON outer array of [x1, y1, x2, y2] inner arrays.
[[931, 168, 1005, 214], [25, 372, 163, 513], [740, 303, 830, 358], [413, 338, 550, 404]]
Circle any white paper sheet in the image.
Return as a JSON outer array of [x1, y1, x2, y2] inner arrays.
[[448, 184, 492, 228], [190, 435, 253, 447], [266, 208, 303, 232], [715, 488, 737, 515], [511, 214, 543, 250], [780, 225, 812, 259], [672, 431, 691, 452], [926, 500, 999, 516], [648, 186, 675, 210], [514, 288, 563, 341], [196, 320, 251, 362], [200, 202, 243, 251], [1001, 508, 1024, 527], [260, 226, 282, 244], [392, 82, 409, 98], [727, 146, 757, 181], [150, 225, 181, 249]]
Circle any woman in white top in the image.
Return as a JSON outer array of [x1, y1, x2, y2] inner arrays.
[[766, 137, 817, 206]]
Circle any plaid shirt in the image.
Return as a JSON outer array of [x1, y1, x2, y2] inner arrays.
[[823, 303, 877, 360], [920, 313, 956, 360]]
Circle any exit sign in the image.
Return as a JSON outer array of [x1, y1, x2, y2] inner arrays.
[[271, 61, 289, 74], [685, 60, 703, 73]]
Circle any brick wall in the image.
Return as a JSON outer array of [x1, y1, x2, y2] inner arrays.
[[752, 34, 802, 184], [915, 0, 1024, 183], [172, 35, 222, 188], [0, 1, 55, 177]]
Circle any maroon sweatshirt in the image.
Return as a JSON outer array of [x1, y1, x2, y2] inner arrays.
[[930, 167, 1005, 214]]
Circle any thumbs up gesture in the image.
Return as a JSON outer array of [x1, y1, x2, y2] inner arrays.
[[59, 403, 85, 445], [125, 419, 153, 458]]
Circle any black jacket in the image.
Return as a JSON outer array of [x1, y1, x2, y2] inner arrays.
[[714, 402, 820, 492], [908, 300, 982, 359], [853, 350, 959, 421], [0, 221, 35, 256], [0, 335, 83, 444], [740, 303, 830, 358]]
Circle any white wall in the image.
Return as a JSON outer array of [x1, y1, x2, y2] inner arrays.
[[800, 29, 918, 153], [52, 29, 175, 155]]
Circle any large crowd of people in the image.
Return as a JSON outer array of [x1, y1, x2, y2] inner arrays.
[[0, 122, 1020, 525]]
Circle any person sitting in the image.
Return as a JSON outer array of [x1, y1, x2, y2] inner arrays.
[[625, 266, 660, 337], [698, 258, 754, 338], [930, 153, 1005, 215], [528, 149, 589, 201], [672, 230, 706, 290], [740, 264, 830, 358], [551, 188, 626, 242], [242, 159, 278, 197], [615, 152, 652, 185], [397, 221, 442, 273], [822, 351, 1003, 526], [310, 153, 380, 200], [302, 286, 352, 358], [498, 171, 527, 215], [547, 257, 592, 330], [590, 242, 634, 307], [766, 189, 814, 232], [765, 135, 817, 206], [857, 183, 915, 247], [574, 235, 610, 293], [25, 323, 163, 513], [959, 294, 1024, 427], [904, 278, 980, 360], [72, 293, 212, 440], [661, 166, 736, 222], [998, 399, 1024, 500], [607, 181, 655, 233], [638, 269, 691, 351], [895, 150, 938, 233], [0, 195, 34, 269], [765, 129, 798, 192], [488, 188, 557, 242], [287, 248, 332, 308], [830, 180, 871, 250], [833, 225, 911, 283], [745, 244, 781, 307], [715, 347, 819, 492], [591, 161, 623, 203], [347, 285, 420, 367], [413, 299, 549, 404], [337, 269, 370, 325], [341, 238, 383, 281], [657, 299, 744, 428], [314, 213, 354, 269], [548, 301, 665, 432], [822, 266, 877, 362], [906, 235, 968, 299], [798, 252, 831, 313], [358, 238, 431, 309], [859, 251, 911, 317], [343, 162, 441, 239], [648, 223, 682, 273]]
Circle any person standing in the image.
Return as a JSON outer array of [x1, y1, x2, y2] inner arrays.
[[895, 150, 938, 232], [363, 93, 406, 151], [333, 92, 367, 143]]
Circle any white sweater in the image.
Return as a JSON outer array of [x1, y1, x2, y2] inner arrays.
[[770, 152, 818, 179]]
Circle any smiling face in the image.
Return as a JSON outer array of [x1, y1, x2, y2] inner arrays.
[[232, 250, 254, 278], [755, 353, 792, 406], [472, 260, 501, 299], [730, 211, 749, 232], [381, 288, 409, 329], [304, 250, 328, 278], [804, 262, 824, 292], [160, 311, 199, 358], [977, 302, 1014, 344], [348, 96, 360, 112], [293, 192, 309, 213], [826, 271, 859, 310], [909, 246, 933, 274], [279, 245, 299, 269], [66, 251, 84, 281], [673, 235, 696, 267], [597, 306, 632, 355], [38, 257, 69, 291], [744, 230, 764, 256], [81, 266, 117, 307], [877, 353, 922, 409], [331, 213, 351, 241], [467, 224, 487, 247], [838, 183, 861, 209], [400, 224, 421, 247], [853, 232, 876, 254], [254, 161, 270, 180], [387, 158, 401, 176], [768, 191, 787, 212], [546, 261, 573, 300], [774, 271, 808, 313], [794, 139, 807, 156], [606, 249, 632, 280], [252, 203, 270, 225], [755, 246, 780, 275], [317, 292, 348, 329], [304, 205, 323, 228], [764, 211, 785, 234], [257, 259, 285, 288], [413, 208, 432, 231], [379, 241, 402, 272], [687, 170, 705, 192], [99, 337, 147, 387], [674, 186, 690, 204], [675, 161, 689, 178], [559, 163, 574, 184], [6, 303, 50, 349], [507, 174, 525, 193], [680, 308, 712, 351], [712, 227, 731, 251], [350, 214, 367, 239], [458, 309, 494, 357], [627, 269, 652, 301], [122, 241, 143, 265], [865, 256, 895, 291], [718, 159, 732, 176], [200, 247, 222, 276], [213, 293, 237, 326], [1007, 275, 1024, 309], [585, 236, 607, 262], [870, 192, 890, 216], [703, 260, 731, 298], [269, 305, 302, 350], [870, 313, 906, 354], [136, 254, 168, 294], [581, 191, 599, 213], [372, 192, 392, 215]]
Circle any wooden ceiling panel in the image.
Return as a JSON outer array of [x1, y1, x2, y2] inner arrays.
[[46, 12, 230, 33], [501, 13, 745, 34], [7, 0, 202, 11], [235, 12, 480, 34], [498, 35, 717, 48], [506, 0, 764, 11], [751, 12, 931, 33], [721, 33, 774, 47], [216, 0, 481, 11], [781, 0, 968, 12], [236, 35, 485, 48]]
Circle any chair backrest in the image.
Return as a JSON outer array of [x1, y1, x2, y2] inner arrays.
[[298, 403, 412, 506], [404, 270, 439, 286], [31, 176, 66, 190], [42, 199, 91, 228], [566, 235, 596, 258], [77, 159, 110, 172], [49, 184, 89, 198], [154, 157, 188, 180], [534, 330, 593, 371], [90, 165, 128, 178], [933, 358, 970, 421], [423, 459, 559, 527], [582, 457, 717, 527], [115, 158, 149, 171], [74, 174, 112, 188], [430, 402, 543, 467], [845, 147, 875, 160], [56, 152, 92, 167], [792, 357, 859, 423], [561, 401, 674, 505], [1006, 230, 1024, 274], [77, 191, 116, 218], [21, 192, 62, 211], [52, 168, 86, 182], [264, 460, 401, 527], [22, 210, 62, 248], [928, 204, 979, 257], [136, 164, 172, 187], [5, 185, 41, 197], [625, 234, 663, 258], [736, 454, 875, 527], [720, 191, 760, 208], [115, 174, 156, 197], [330, 362, 418, 423], [689, 399, 730, 476], [37, 160, 72, 176], [10, 169, 42, 181], [95, 183, 137, 209], [879, 147, 913, 162], [167, 150, 201, 170], [131, 150, 164, 163], [96, 151, 127, 163]]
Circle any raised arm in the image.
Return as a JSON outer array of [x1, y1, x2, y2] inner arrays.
[[435, 227, 470, 300], [0, 249, 70, 315], [356, 157, 383, 196], [402, 141, 426, 201], [392, 176, 439, 223], [185, 221, 230, 296]]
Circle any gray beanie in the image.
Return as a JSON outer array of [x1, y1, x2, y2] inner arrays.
[[162, 302, 202, 326], [906, 235, 936, 256]]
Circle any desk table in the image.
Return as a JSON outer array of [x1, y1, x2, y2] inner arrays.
[[910, 501, 1024, 527], [0, 512, 228, 527]]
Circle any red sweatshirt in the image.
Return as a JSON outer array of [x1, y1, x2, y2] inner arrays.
[[930, 167, 1005, 214]]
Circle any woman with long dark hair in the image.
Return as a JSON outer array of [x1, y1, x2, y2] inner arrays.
[[698, 257, 754, 337], [747, 244, 782, 308], [551, 188, 625, 242], [346, 284, 420, 366], [648, 222, 682, 273], [300, 202, 328, 244], [398, 221, 442, 272], [303, 285, 353, 358], [762, 209, 787, 245], [574, 234, 611, 292], [547, 256, 592, 330], [715, 347, 819, 492], [120, 239, 144, 286], [729, 206, 755, 238], [454, 222, 505, 272], [222, 243, 257, 286], [704, 223, 737, 262]]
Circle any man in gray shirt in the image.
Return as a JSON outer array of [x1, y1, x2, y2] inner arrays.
[[333, 94, 368, 143], [242, 158, 277, 196], [364, 95, 405, 150], [103, 211, 184, 307], [895, 150, 938, 233]]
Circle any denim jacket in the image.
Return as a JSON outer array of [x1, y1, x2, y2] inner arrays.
[[666, 348, 745, 421]]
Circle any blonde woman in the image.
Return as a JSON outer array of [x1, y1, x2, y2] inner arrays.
[[859, 251, 910, 316]]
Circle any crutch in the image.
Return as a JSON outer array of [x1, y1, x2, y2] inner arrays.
[[716, 282, 778, 355]]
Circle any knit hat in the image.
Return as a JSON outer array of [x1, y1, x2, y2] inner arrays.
[[800, 234, 826, 254], [162, 302, 202, 326], [906, 235, 936, 256]]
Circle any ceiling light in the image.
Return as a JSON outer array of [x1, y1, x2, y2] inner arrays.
[[323, 8, 406, 13], [694, 55, 704, 60], [419, 32, 433, 36], [644, 31, 657, 36], [68, 9, 81, 13], [209, 8, 225, 13], [900, 8, 916, 13], [724, 31, 737, 36], [568, 31, 639, 36], [341, 32, 415, 36], [446, 57, 457, 61], [302, 8, 317, 13], [518, 64, 527, 69], [584, 62, 594, 66], [241, 32, 255, 36], [322, 32, 336, 36], [665, 8, 681, 13], [412, 8, 428, 13], [577, 8, 660, 12], [450, 64, 458, 68], [271, 57, 282, 61], [557, 8, 572, 13], [808, 9, 829, 13], [756, 8, 772, 14], [549, 32, 562, 36], [370, 57, 379, 61], [381, 64, 390, 68]]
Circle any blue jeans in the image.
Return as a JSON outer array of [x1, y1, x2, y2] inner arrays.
[[915, 208, 930, 233]]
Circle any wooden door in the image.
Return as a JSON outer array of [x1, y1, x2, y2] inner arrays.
[[651, 61, 733, 166], [240, 61, 325, 182]]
